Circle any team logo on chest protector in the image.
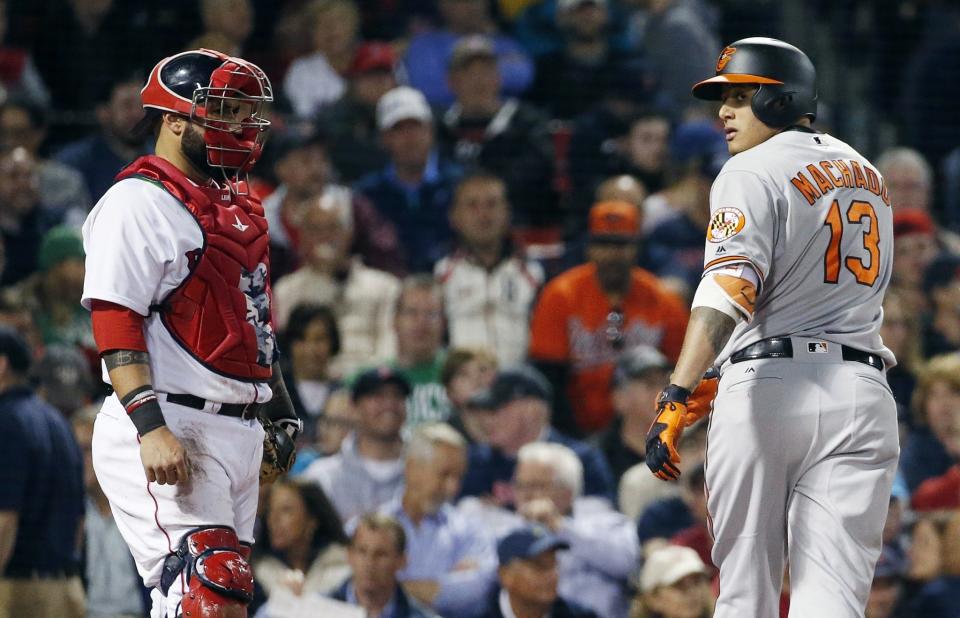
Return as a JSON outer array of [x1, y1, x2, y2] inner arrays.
[[708, 207, 746, 242]]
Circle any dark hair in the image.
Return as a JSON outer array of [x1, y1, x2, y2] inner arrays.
[[258, 478, 349, 559], [352, 512, 407, 554], [0, 96, 49, 129], [0, 325, 32, 375], [452, 169, 507, 205], [281, 304, 342, 357]]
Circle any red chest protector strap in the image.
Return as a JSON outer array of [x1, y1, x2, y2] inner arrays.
[[115, 155, 275, 382]]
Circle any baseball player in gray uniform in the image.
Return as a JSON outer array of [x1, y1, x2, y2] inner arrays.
[[645, 38, 899, 617]]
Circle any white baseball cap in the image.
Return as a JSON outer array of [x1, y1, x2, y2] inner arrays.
[[376, 86, 433, 131], [639, 545, 708, 592]]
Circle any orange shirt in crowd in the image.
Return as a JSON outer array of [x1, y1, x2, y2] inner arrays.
[[529, 263, 688, 432]]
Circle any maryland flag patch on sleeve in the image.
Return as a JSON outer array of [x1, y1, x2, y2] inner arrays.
[[707, 207, 746, 243]]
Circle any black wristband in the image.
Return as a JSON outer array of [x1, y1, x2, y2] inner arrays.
[[661, 384, 692, 404], [129, 398, 166, 436]]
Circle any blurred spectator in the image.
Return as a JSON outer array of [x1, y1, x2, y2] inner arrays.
[[435, 172, 545, 365], [0, 148, 65, 286], [330, 513, 440, 617], [911, 381, 960, 509], [909, 512, 960, 617], [890, 209, 939, 318], [377, 423, 497, 616], [0, 98, 90, 217], [2, 225, 92, 350], [441, 347, 498, 443], [528, 201, 688, 435], [630, 0, 719, 115], [866, 544, 910, 618], [278, 304, 342, 440], [316, 389, 357, 456], [71, 405, 145, 618], [644, 121, 728, 299], [599, 345, 670, 482], [0, 292, 42, 358], [0, 0, 50, 108], [631, 545, 714, 618], [54, 76, 151, 202], [437, 36, 556, 227], [33, 344, 94, 417], [636, 461, 708, 549], [402, 0, 533, 107], [483, 525, 598, 618], [880, 291, 922, 422], [253, 479, 351, 609], [318, 42, 398, 183], [459, 364, 616, 503], [356, 87, 463, 273], [569, 107, 668, 232], [272, 194, 400, 377], [389, 276, 451, 427], [188, 0, 253, 56], [282, 0, 359, 117], [527, 0, 649, 121], [899, 354, 960, 493], [301, 366, 410, 522], [512, 442, 638, 617], [877, 147, 933, 211], [0, 326, 84, 616], [596, 175, 649, 228], [262, 128, 405, 278], [616, 420, 706, 520], [921, 253, 960, 356]]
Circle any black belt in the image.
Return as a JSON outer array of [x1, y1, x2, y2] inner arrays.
[[165, 394, 259, 420], [729, 337, 884, 371]]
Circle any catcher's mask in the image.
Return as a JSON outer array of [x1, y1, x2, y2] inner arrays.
[[136, 49, 273, 181]]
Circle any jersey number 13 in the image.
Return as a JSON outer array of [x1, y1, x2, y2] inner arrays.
[[823, 198, 880, 286]]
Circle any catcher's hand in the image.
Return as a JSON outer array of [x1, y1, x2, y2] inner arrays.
[[646, 384, 691, 481], [259, 415, 298, 484], [685, 368, 719, 424]]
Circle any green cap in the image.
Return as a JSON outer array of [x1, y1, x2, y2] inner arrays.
[[38, 226, 84, 272]]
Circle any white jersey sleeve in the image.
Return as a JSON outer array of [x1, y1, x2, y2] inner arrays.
[[82, 178, 202, 314], [703, 169, 777, 289]]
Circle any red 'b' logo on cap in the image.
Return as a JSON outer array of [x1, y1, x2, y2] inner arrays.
[[716, 46, 736, 72]]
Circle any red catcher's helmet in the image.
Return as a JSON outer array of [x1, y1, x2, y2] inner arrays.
[[139, 48, 273, 176]]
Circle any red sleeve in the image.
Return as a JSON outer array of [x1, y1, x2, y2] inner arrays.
[[90, 300, 148, 353], [911, 466, 960, 512]]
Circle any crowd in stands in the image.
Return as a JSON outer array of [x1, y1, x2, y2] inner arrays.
[[1, 0, 960, 617]]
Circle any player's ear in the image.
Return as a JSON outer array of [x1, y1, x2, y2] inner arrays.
[[162, 112, 187, 136]]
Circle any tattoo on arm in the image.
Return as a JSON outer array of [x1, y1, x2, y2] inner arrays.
[[693, 307, 737, 357], [103, 350, 150, 370]]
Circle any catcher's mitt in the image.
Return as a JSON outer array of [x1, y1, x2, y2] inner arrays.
[[259, 415, 297, 484]]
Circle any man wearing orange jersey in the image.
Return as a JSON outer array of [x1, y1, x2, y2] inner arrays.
[[529, 201, 688, 435]]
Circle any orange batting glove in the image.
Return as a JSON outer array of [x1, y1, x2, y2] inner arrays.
[[685, 369, 719, 425], [645, 384, 691, 481]]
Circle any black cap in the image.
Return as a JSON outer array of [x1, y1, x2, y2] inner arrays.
[[0, 325, 32, 375], [351, 366, 412, 401], [613, 345, 670, 387], [497, 525, 569, 565], [923, 252, 960, 294], [471, 364, 552, 411]]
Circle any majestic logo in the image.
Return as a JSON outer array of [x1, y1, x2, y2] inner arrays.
[[717, 46, 737, 72], [808, 342, 829, 353], [707, 207, 746, 243], [233, 214, 249, 232]]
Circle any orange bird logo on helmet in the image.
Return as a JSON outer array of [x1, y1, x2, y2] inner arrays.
[[716, 46, 737, 72]]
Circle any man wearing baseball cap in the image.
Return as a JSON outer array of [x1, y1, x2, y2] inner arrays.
[[355, 86, 462, 273], [529, 201, 688, 435], [481, 525, 597, 618], [301, 365, 412, 522]]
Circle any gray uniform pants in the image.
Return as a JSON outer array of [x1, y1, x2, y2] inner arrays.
[[707, 338, 899, 617]]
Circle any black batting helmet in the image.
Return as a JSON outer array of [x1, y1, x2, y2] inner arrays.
[[692, 37, 817, 128]]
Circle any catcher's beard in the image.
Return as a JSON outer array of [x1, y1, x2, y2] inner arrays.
[[181, 123, 240, 181]]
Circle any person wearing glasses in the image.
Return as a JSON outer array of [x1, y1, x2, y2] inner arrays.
[[529, 200, 688, 436]]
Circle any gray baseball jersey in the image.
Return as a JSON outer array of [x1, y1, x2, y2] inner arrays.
[[702, 130, 895, 367]]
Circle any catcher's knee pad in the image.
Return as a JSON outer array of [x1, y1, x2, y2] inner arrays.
[[160, 526, 254, 618]]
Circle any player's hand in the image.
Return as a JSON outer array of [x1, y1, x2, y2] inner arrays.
[[685, 369, 720, 424], [140, 426, 189, 485], [646, 385, 691, 481]]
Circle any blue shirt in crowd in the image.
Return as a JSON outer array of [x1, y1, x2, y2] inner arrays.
[[0, 385, 84, 575]]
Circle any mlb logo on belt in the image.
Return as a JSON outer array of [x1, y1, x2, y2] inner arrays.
[[807, 342, 829, 353]]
